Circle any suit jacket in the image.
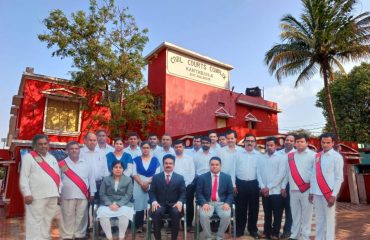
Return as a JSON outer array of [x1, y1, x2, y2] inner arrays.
[[196, 171, 234, 206], [149, 172, 186, 206], [99, 175, 133, 207]]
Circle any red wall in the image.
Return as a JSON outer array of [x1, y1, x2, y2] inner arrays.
[[17, 78, 110, 143]]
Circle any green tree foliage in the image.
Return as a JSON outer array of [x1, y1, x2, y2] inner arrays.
[[316, 63, 370, 142], [38, 0, 160, 137], [265, 0, 370, 140]]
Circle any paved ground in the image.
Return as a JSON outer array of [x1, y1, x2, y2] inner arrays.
[[0, 201, 369, 239]]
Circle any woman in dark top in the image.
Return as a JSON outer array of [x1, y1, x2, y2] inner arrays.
[[106, 137, 133, 177], [97, 160, 134, 240]]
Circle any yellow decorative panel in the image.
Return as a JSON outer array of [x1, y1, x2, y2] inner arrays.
[[216, 117, 227, 129], [45, 98, 80, 132]]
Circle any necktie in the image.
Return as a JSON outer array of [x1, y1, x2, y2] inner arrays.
[[211, 174, 218, 201], [166, 174, 170, 185]]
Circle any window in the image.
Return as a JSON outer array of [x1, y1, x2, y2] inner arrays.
[[44, 98, 80, 134], [216, 117, 227, 128], [247, 121, 257, 129], [154, 95, 162, 112]]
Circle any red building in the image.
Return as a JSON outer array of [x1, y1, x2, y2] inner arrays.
[[145, 42, 281, 141], [4, 68, 109, 217]]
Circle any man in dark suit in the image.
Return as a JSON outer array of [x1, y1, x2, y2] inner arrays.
[[149, 154, 186, 240], [196, 156, 234, 240]]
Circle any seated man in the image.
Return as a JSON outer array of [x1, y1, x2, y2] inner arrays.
[[196, 156, 234, 240], [149, 154, 186, 240]]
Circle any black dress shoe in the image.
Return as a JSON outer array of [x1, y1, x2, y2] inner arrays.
[[280, 231, 291, 239], [250, 231, 262, 239]]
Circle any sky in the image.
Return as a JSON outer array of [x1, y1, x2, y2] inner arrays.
[[1, 0, 369, 141]]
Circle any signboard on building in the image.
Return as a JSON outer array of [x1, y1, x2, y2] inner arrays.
[[167, 50, 230, 89]]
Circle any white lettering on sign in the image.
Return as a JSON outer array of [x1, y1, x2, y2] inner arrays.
[[167, 50, 230, 89]]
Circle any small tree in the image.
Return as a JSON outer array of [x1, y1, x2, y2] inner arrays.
[[38, 0, 160, 137], [316, 63, 370, 142]]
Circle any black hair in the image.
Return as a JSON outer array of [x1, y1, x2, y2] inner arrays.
[[162, 154, 176, 164], [127, 132, 139, 138], [173, 139, 184, 146], [225, 129, 237, 138], [114, 137, 124, 143], [193, 135, 202, 140], [295, 133, 309, 142], [111, 160, 124, 174], [66, 141, 79, 149], [218, 132, 226, 137], [209, 156, 222, 165], [208, 130, 217, 135], [201, 136, 211, 143], [148, 133, 157, 137], [285, 134, 296, 140], [140, 141, 151, 148], [265, 136, 278, 145], [319, 132, 336, 142], [32, 134, 49, 149], [96, 129, 107, 135], [244, 133, 256, 141]]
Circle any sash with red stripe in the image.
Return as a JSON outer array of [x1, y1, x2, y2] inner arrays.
[[315, 152, 333, 202], [288, 152, 310, 193], [59, 159, 89, 199], [30, 151, 60, 190]]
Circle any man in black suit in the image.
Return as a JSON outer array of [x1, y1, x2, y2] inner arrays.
[[196, 156, 234, 240], [149, 154, 186, 240]]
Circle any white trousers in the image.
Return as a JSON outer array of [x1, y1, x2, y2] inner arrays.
[[290, 190, 313, 240], [60, 198, 88, 239], [25, 197, 59, 240], [313, 194, 336, 240], [99, 215, 129, 239]]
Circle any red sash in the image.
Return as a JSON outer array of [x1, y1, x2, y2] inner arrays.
[[59, 159, 89, 199], [30, 151, 60, 190], [315, 152, 332, 202], [288, 152, 310, 193]]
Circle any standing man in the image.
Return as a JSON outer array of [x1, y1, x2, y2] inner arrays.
[[218, 133, 228, 148], [208, 130, 220, 150], [154, 134, 175, 170], [279, 134, 295, 239], [80, 132, 109, 227], [148, 133, 161, 154], [59, 141, 96, 240], [173, 140, 196, 232], [20, 134, 61, 240], [284, 134, 315, 240], [186, 135, 202, 158], [197, 156, 234, 240], [309, 133, 344, 240], [96, 129, 114, 154], [194, 136, 217, 177], [235, 134, 261, 238], [124, 132, 142, 159], [257, 137, 286, 240], [217, 129, 240, 191], [149, 154, 186, 240]]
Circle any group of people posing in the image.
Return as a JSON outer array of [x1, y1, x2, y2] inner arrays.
[[19, 129, 343, 240]]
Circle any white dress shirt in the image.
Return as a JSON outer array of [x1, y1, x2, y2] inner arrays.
[[310, 148, 344, 197], [217, 146, 241, 187], [153, 147, 175, 170], [124, 146, 142, 159], [174, 153, 195, 186], [185, 147, 202, 158], [194, 149, 218, 176], [284, 148, 315, 191], [60, 157, 96, 199], [96, 144, 114, 154], [235, 149, 260, 181], [80, 146, 109, 181], [20, 152, 60, 199], [257, 151, 286, 195]]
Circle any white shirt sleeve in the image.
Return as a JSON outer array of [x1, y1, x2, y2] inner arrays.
[[267, 155, 286, 190], [332, 154, 344, 197], [124, 163, 133, 177], [257, 158, 265, 189], [89, 162, 97, 194], [19, 154, 32, 196]]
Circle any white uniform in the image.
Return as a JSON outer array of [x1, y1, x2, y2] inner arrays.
[[124, 145, 142, 159], [19, 152, 60, 240], [217, 146, 242, 187], [96, 144, 114, 154], [310, 148, 344, 240], [153, 147, 175, 171], [285, 148, 315, 240], [80, 146, 109, 181], [60, 157, 96, 239], [194, 149, 218, 176]]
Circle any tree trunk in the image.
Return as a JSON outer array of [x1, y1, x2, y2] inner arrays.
[[323, 63, 340, 142]]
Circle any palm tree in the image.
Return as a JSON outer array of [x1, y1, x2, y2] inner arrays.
[[265, 0, 370, 140]]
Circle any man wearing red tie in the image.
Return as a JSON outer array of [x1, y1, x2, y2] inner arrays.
[[196, 156, 234, 240]]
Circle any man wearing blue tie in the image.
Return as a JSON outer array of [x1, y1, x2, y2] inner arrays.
[[196, 156, 234, 240]]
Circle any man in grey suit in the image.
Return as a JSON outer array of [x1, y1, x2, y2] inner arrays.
[[196, 156, 234, 240], [149, 154, 186, 240]]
